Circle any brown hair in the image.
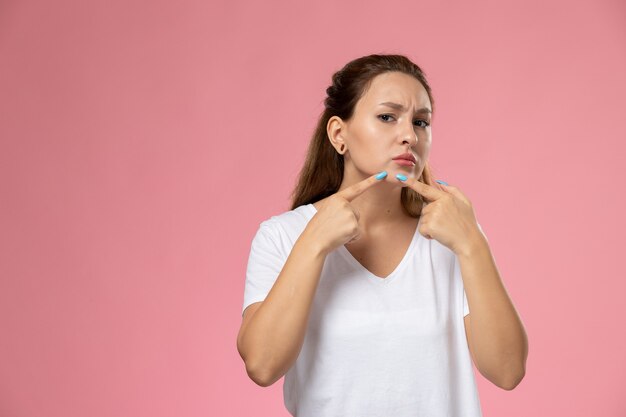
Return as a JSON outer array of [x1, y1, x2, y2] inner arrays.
[[289, 54, 440, 217]]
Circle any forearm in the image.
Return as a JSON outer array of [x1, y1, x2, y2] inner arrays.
[[240, 229, 326, 386], [458, 235, 528, 389]]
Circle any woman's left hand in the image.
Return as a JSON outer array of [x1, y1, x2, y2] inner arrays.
[[399, 177, 487, 256]]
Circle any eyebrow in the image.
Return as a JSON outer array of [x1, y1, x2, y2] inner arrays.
[[378, 102, 432, 115]]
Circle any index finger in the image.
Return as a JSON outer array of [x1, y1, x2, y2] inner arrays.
[[336, 171, 387, 202], [404, 177, 446, 203]]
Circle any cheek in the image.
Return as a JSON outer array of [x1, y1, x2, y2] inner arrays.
[[358, 144, 387, 165], [350, 129, 384, 157], [348, 139, 388, 170], [419, 136, 432, 155]]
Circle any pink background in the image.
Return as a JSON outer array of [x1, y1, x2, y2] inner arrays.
[[1, 0, 625, 415]]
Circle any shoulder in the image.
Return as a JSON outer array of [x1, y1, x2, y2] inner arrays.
[[254, 204, 315, 245], [259, 204, 315, 231]]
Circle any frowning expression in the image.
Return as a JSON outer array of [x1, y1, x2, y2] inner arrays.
[[330, 71, 433, 183]]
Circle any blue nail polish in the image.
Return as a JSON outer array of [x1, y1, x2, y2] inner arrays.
[[435, 180, 449, 186], [396, 174, 407, 181], [375, 171, 387, 180]]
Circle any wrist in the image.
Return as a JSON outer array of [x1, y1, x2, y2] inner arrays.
[[455, 231, 489, 259], [298, 227, 330, 258]]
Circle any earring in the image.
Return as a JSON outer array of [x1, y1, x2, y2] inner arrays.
[[338, 144, 346, 154]]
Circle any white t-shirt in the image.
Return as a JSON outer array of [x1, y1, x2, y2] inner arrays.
[[242, 203, 483, 417]]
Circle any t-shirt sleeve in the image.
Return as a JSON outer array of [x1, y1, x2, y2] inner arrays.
[[454, 255, 471, 318], [460, 221, 486, 317], [477, 221, 487, 242], [463, 288, 470, 317], [242, 221, 288, 317]]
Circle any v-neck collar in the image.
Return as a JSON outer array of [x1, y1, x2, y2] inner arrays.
[[304, 203, 420, 285]]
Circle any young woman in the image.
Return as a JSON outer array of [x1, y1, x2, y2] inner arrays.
[[237, 54, 528, 417]]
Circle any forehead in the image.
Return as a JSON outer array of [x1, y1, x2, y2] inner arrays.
[[358, 71, 431, 109]]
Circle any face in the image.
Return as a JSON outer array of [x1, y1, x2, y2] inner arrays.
[[328, 71, 433, 185]]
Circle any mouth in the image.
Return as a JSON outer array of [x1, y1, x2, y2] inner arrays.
[[393, 152, 416, 168], [393, 159, 415, 167], [392, 152, 417, 164]]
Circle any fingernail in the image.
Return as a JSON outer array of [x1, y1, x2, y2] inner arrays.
[[375, 171, 387, 180], [396, 174, 407, 181], [435, 180, 449, 185]]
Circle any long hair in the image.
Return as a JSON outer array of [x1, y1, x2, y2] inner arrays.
[[289, 54, 440, 217]]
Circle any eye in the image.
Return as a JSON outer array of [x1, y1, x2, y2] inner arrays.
[[379, 114, 430, 128], [378, 114, 395, 122]]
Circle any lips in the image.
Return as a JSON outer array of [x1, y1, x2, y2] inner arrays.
[[392, 153, 416, 163]]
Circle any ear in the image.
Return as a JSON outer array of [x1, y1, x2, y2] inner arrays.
[[327, 115, 347, 152]]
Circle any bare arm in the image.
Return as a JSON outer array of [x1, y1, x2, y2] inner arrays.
[[237, 229, 327, 387], [459, 236, 528, 390]]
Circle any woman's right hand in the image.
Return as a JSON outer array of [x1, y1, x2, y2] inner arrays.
[[305, 172, 387, 255]]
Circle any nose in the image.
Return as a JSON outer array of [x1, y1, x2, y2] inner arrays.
[[401, 119, 418, 147]]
